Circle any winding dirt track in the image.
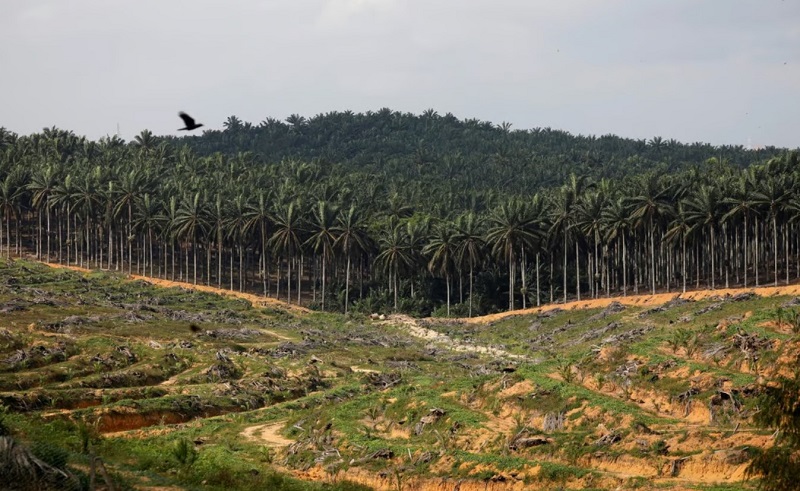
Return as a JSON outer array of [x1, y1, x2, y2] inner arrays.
[[240, 421, 295, 447]]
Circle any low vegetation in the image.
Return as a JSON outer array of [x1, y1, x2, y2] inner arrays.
[[2, 258, 799, 489]]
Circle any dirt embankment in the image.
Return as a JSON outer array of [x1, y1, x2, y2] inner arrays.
[[465, 284, 800, 324], [37, 258, 800, 325], [38, 261, 310, 314]]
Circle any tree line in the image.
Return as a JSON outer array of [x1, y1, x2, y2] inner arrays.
[[0, 113, 798, 317]]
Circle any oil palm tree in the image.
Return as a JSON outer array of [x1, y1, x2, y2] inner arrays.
[[305, 200, 338, 310], [269, 201, 304, 304], [173, 192, 208, 285], [424, 221, 458, 316], [453, 212, 485, 316], [722, 172, 758, 287], [629, 173, 673, 294], [333, 205, 371, 314], [28, 164, 60, 261], [244, 192, 273, 296], [683, 185, 721, 289], [376, 225, 414, 311], [133, 193, 164, 278], [753, 174, 793, 286], [487, 199, 537, 311], [0, 170, 27, 259], [601, 196, 631, 296]]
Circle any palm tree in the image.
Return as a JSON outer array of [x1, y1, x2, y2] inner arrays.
[[28, 164, 59, 262], [305, 200, 338, 310], [173, 192, 208, 285], [424, 221, 458, 316], [550, 187, 576, 303], [133, 193, 164, 278], [487, 199, 536, 311], [269, 201, 304, 304], [51, 175, 77, 265], [0, 170, 27, 259], [113, 169, 149, 274], [244, 192, 273, 296], [602, 196, 631, 296], [575, 189, 607, 298], [208, 194, 227, 288], [333, 205, 371, 314], [664, 202, 694, 293], [376, 225, 414, 311], [226, 193, 250, 292], [453, 212, 485, 316], [753, 175, 793, 286], [722, 172, 758, 287], [684, 185, 721, 289], [629, 173, 673, 294]]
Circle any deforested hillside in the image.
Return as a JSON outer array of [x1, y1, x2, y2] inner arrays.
[[2, 258, 800, 490]]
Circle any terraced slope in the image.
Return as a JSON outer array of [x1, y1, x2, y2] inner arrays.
[[1, 258, 797, 490]]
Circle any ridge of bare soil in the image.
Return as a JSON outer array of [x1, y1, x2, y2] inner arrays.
[[39, 258, 800, 324]]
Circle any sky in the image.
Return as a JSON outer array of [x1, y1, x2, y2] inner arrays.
[[1, 0, 799, 148]]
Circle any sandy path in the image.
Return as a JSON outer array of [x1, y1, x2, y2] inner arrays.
[[240, 421, 295, 447], [382, 314, 531, 361]]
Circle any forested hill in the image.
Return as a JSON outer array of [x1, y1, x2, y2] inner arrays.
[[166, 108, 783, 193]]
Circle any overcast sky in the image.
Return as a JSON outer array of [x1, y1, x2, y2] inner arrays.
[[2, 1, 798, 148]]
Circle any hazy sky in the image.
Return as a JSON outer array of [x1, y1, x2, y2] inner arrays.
[[2, 1, 798, 147]]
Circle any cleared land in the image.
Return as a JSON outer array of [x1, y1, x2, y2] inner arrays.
[[2, 258, 797, 490]]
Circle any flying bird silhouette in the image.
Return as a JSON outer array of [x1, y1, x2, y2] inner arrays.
[[178, 112, 204, 131]]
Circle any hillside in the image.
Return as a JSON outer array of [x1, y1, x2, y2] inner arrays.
[[2, 257, 798, 490], [167, 110, 784, 194]]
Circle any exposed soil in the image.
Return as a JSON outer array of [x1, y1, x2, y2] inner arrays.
[[468, 285, 800, 324], [240, 421, 296, 447], [39, 262, 309, 316], [29, 258, 792, 490], [39, 259, 800, 326]]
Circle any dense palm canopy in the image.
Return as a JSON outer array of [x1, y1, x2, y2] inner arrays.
[[0, 112, 798, 317]]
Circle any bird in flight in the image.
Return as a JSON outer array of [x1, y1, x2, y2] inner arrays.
[[178, 112, 204, 131]]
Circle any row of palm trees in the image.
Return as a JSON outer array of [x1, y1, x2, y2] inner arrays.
[[1, 126, 799, 316]]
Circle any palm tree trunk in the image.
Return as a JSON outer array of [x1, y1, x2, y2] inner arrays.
[[535, 252, 540, 307], [563, 233, 568, 303], [575, 241, 581, 301], [773, 215, 778, 287], [682, 233, 687, 293], [239, 244, 244, 292], [261, 226, 267, 297], [521, 247, 527, 310], [393, 267, 398, 311], [298, 255, 303, 305], [469, 262, 474, 316], [218, 232, 223, 289], [650, 220, 656, 295], [755, 218, 760, 286], [193, 239, 198, 285], [321, 258, 326, 311], [446, 274, 451, 317], [286, 257, 292, 304], [345, 255, 351, 314], [622, 236, 628, 297], [46, 210, 52, 263], [744, 216, 748, 287], [37, 210, 42, 260]]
